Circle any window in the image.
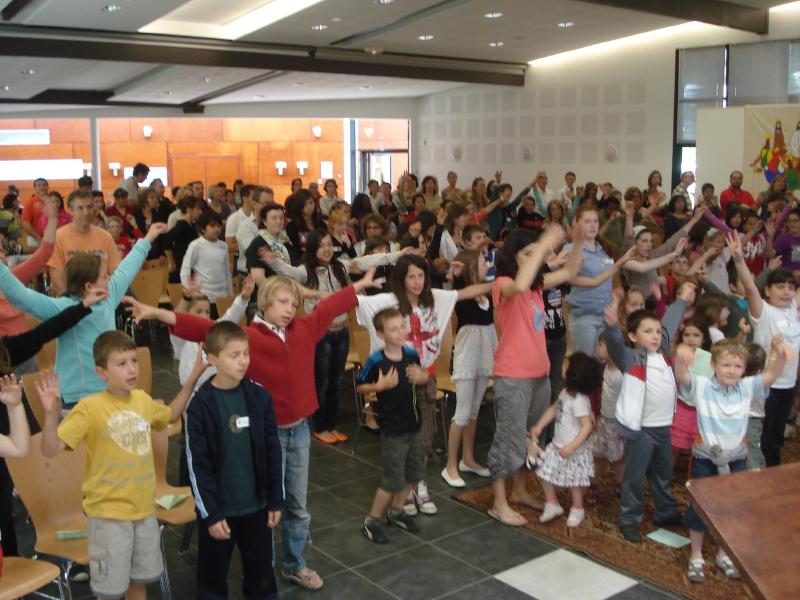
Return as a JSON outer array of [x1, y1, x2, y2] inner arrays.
[[729, 41, 790, 106], [676, 47, 726, 144]]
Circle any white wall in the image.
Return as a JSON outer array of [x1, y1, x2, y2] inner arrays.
[[696, 106, 745, 191], [413, 6, 800, 194]]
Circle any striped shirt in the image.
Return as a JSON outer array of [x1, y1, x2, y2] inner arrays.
[[682, 374, 768, 450]]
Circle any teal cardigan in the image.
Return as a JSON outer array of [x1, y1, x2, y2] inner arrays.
[[0, 239, 151, 406]]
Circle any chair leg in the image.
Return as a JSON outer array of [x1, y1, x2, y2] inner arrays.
[[159, 525, 172, 600], [55, 568, 69, 600], [60, 560, 74, 600], [352, 395, 364, 455], [179, 522, 194, 556], [439, 394, 450, 450]]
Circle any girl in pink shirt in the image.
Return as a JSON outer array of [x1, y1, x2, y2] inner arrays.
[[486, 226, 583, 527]]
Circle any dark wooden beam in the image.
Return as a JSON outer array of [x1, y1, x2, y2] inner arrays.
[[575, 0, 768, 34], [1, 0, 36, 21], [181, 70, 286, 111], [0, 88, 179, 109], [0, 25, 526, 86]]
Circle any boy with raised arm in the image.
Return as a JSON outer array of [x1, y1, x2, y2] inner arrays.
[[38, 331, 207, 600]]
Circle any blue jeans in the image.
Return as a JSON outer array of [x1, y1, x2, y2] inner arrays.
[[278, 419, 311, 575], [683, 457, 746, 532], [313, 328, 350, 433], [569, 312, 605, 357]]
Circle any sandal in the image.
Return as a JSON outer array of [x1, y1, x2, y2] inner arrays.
[[715, 554, 740, 579], [487, 507, 528, 527], [687, 558, 705, 583], [282, 567, 324, 590]]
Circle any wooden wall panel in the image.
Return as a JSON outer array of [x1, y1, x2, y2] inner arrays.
[[0, 119, 36, 129], [358, 119, 408, 151], [100, 142, 169, 191], [36, 119, 89, 143], [98, 119, 132, 142], [165, 119, 223, 143], [224, 118, 343, 143]]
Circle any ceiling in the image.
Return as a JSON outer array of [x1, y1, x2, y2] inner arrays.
[[0, 0, 789, 113]]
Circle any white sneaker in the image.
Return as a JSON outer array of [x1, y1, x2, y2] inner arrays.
[[414, 480, 438, 515], [539, 502, 564, 523], [402, 490, 418, 516], [566, 507, 585, 528]]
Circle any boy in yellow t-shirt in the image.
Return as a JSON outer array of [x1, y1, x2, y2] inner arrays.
[[38, 331, 207, 600]]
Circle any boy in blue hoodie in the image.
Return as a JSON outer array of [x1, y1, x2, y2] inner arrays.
[[185, 321, 283, 600]]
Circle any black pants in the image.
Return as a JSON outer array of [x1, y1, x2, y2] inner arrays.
[[762, 387, 794, 466], [197, 509, 276, 600], [312, 328, 349, 433]]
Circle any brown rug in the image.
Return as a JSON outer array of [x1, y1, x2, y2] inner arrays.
[[456, 438, 800, 600]]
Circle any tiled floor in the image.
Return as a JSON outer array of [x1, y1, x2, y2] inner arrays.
[[16, 327, 690, 599]]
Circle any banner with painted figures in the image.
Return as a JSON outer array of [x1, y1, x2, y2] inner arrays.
[[743, 105, 800, 197]]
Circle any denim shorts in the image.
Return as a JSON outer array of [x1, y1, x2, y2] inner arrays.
[[683, 456, 746, 532]]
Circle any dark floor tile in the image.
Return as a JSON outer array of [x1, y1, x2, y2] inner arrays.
[[434, 520, 557, 574], [325, 474, 383, 512], [307, 488, 365, 531], [308, 453, 381, 489], [310, 518, 423, 569], [281, 570, 396, 599], [608, 582, 688, 600], [405, 497, 488, 542], [356, 543, 485, 600], [437, 577, 536, 600]]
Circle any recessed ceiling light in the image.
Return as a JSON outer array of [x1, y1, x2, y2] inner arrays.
[[331, 17, 343, 22], [358, 84, 372, 91], [364, 47, 383, 55], [253, 94, 265, 100], [311, 24, 328, 31], [484, 11, 503, 19], [557, 21, 575, 28], [162, 91, 173, 96], [101, 4, 122, 12], [489, 41, 504, 48], [417, 34, 434, 41], [292, 81, 306, 87], [375, 0, 394, 5], [20, 68, 35, 75], [1, 85, 10, 92], [199, 76, 210, 83]]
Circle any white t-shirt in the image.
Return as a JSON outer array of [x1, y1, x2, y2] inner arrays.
[[166, 209, 181, 232], [534, 185, 558, 207], [709, 327, 725, 344], [707, 248, 731, 292], [558, 185, 576, 205], [356, 289, 458, 369], [224, 208, 248, 240], [180, 237, 232, 301], [234, 216, 258, 273], [750, 299, 800, 389], [642, 352, 677, 427], [552, 390, 592, 449], [600, 366, 623, 419]]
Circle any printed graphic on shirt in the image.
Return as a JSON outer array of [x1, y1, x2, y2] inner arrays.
[[107, 410, 151, 456], [406, 309, 440, 366], [531, 299, 544, 331], [543, 287, 564, 331]]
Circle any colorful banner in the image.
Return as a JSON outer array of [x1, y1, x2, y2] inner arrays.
[[743, 105, 800, 196]]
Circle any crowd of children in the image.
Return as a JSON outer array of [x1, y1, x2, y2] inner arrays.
[[0, 167, 797, 598]]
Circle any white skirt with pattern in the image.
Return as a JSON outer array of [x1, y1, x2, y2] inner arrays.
[[536, 443, 595, 488], [452, 324, 498, 380]]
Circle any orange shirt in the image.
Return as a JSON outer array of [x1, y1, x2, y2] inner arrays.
[[491, 276, 550, 379], [47, 224, 121, 273], [21, 195, 45, 237]]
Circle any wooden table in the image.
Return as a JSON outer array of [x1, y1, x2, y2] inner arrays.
[[687, 462, 800, 600]]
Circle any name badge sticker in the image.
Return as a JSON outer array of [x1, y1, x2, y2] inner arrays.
[[235, 416, 250, 429]]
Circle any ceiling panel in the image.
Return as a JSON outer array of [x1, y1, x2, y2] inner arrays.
[[108, 64, 270, 104], [205, 70, 460, 103], [0, 56, 119, 99], [16, 0, 187, 32], [351, 0, 684, 62]]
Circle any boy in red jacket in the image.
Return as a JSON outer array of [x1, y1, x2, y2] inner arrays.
[[124, 270, 378, 592]]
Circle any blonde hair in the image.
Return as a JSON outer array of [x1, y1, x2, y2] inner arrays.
[[710, 339, 748, 364], [257, 275, 302, 311], [327, 207, 348, 228], [175, 186, 193, 205]]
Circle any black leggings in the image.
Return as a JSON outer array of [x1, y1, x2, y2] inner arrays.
[[761, 387, 794, 467]]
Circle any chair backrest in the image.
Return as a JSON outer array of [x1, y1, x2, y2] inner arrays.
[[434, 317, 455, 381], [152, 424, 172, 496], [167, 283, 183, 309], [131, 267, 167, 309], [214, 294, 245, 325], [25, 316, 55, 370], [137, 346, 152, 396], [351, 326, 373, 366], [20, 372, 45, 429], [6, 432, 86, 537]]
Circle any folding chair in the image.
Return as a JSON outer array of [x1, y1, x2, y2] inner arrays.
[[349, 325, 380, 454], [166, 283, 184, 309], [213, 294, 245, 325], [0, 557, 63, 600], [7, 433, 88, 600], [129, 267, 168, 343], [152, 425, 196, 600]]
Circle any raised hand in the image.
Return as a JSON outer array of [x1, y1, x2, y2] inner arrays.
[[725, 231, 743, 260], [192, 343, 211, 376], [0, 375, 22, 407], [145, 222, 167, 242], [768, 256, 782, 270], [240, 273, 255, 299], [257, 246, 278, 265], [539, 225, 565, 252], [353, 267, 381, 294], [619, 246, 637, 264], [45, 195, 59, 219], [122, 295, 157, 324], [676, 343, 696, 367], [126, 214, 138, 229], [494, 170, 502, 183], [82, 287, 109, 307], [375, 366, 399, 392], [675, 237, 688, 256], [183, 274, 205, 299], [677, 281, 697, 305], [738, 316, 752, 338], [35, 371, 61, 415]]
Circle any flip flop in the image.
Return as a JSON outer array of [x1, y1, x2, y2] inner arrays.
[[487, 507, 528, 527], [282, 568, 324, 590]]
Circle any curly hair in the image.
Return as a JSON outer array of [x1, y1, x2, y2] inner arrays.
[[564, 352, 603, 396]]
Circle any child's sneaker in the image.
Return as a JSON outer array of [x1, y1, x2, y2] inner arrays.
[[539, 502, 564, 523], [402, 491, 418, 516], [385, 509, 420, 532], [566, 507, 585, 528], [714, 553, 740, 579], [362, 517, 388, 544], [413, 481, 438, 515], [687, 557, 705, 583]]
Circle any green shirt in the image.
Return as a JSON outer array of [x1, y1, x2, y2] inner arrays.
[[214, 385, 263, 517]]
